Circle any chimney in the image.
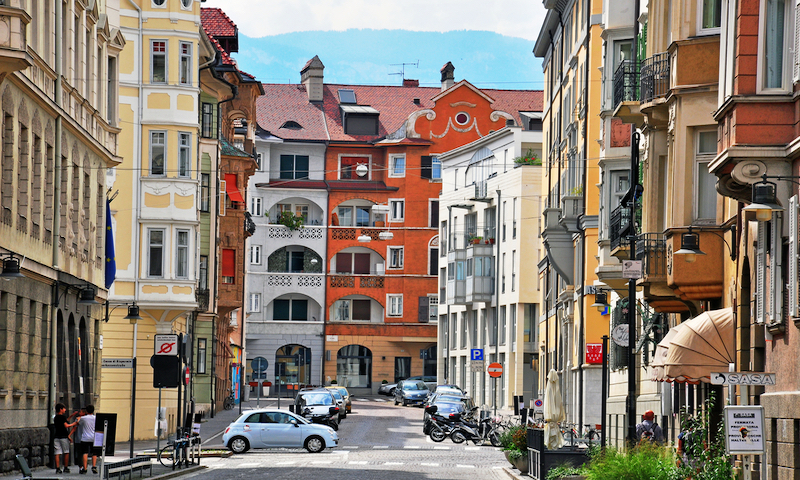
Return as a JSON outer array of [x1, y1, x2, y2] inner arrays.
[[403, 79, 419, 87], [440, 61, 455, 91], [301, 55, 325, 102]]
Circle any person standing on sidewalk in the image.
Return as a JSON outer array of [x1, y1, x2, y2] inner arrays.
[[54, 403, 79, 474], [78, 405, 98, 474]]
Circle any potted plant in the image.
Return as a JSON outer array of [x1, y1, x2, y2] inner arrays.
[[276, 210, 305, 230], [469, 235, 482, 245], [500, 425, 529, 474], [513, 149, 542, 166]]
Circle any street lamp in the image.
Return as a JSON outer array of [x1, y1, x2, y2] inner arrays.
[[674, 229, 706, 263], [591, 291, 608, 312], [742, 182, 783, 222]]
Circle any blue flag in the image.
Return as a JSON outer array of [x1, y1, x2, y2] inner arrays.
[[104, 198, 116, 289]]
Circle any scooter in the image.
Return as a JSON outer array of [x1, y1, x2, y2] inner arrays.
[[425, 406, 460, 442], [301, 406, 340, 431], [449, 408, 502, 446]]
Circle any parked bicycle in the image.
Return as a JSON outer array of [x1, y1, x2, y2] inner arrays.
[[223, 393, 235, 411], [158, 436, 188, 468]]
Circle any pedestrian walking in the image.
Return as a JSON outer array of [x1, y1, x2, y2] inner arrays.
[[635, 410, 664, 444], [54, 403, 79, 474], [78, 405, 98, 474]]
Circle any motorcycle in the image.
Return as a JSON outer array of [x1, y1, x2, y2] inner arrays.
[[449, 408, 502, 446], [300, 406, 340, 431], [425, 406, 461, 443]]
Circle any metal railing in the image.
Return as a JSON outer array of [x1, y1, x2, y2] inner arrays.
[[636, 233, 667, 278], [609, 204, 630, 251], [640, 52, 670, 104], [612, 60, 640, 110]]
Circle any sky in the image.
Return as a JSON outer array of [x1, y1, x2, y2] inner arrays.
[[202, 0, 546, 42]]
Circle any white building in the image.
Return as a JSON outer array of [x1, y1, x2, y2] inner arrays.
[[437, 125, 543, 409]]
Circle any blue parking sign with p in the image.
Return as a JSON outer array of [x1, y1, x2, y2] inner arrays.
[[471, 349, 484, 361]]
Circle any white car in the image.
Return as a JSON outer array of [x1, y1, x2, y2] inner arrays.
[[222, 408, 339, 453]]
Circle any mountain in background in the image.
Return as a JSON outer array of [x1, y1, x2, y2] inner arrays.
[[233, 29, 542, 90]]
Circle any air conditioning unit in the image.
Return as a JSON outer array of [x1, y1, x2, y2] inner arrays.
[[375, 263, 385, 275]]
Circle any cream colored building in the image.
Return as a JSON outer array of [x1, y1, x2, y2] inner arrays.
[[0, 0, 124, 470], [100, 0, 204, 442], [437, 126, 543, 409]]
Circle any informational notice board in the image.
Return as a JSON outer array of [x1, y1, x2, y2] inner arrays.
[[94, 413, 117, 456], [724, 405, 764, 455]]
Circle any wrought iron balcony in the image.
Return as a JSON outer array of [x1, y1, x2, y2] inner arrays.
[[609, 204, 631, 251], [636, 233, 668, 279], [613, 60, 640, 111], [640, 53, 670, 104]]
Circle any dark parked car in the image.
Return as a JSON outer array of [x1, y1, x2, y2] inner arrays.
[[379, 376, 437, 395], [393, 379, 430, 406], [293, 389, 341, 430]]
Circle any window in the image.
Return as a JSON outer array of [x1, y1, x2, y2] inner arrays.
[[199, 255, 208, 290], [390, 155, 406, 177], [613, 40, 633, 73], [512, 198, 517, 238], [429, 200, 439, 228], [176, 229, 189, 278], [388, 294, 403, 317], [279, 154, 309, 179], [249, 293, 261, 312], [150, 131, 166, 176], [698, 0, 722, 35], [222, 249, 235, 284], [181, 0, 192, 9], [511, 250, 516, 292], [179, 42, 192, 85], [273, 298, 309, 321], [178, 133, 191, 177], [334, 299, 371, 321], [484, 207, 496, 241], [339, 156, 369, 180], [695, 130, 718, 221], [336, 252, 371, 274], [250, 197, 263, 216], [432, 157, 442, 179], [428, 295, 438, 322], [500, 306, 507, 345], [147, 229, 165, 277], [256, 152, 263, 171], [201, 103, 215, 138], [344, 114, 378, 135], [388, 247, 404, 269], [760, 0, 791, 91], [389, 199, 405, 221], [460, 313, 467, 348], [200, 174, 210, 212], [337, 205, 370, 227], [153, 0, 166, 5], [251, 245, 262, 265], [197, 338, 206, 374], [151, 40, 167, 83]]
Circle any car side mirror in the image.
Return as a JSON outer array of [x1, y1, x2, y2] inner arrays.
[[291, 420, 299, 427]]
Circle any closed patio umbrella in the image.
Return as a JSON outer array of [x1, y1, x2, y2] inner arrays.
[[543, 369, 565, 450]]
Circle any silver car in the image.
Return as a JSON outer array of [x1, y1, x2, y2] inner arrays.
[[222, 408, 339, 453]]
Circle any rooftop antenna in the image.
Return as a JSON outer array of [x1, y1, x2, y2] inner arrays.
[[389, 60, 419, 83]]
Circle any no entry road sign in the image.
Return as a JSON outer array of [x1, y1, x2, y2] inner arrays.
[[488, 362, 503, 378]]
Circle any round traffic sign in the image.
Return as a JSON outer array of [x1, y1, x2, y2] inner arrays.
[[534, 399, 543, 408], [488, 362, 503, 378], [185, 366, 190, 385], [252, 356, 269, 372]]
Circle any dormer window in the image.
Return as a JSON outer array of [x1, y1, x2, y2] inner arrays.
[[341, 105, 380, 135], [280, 121, 303, 130]]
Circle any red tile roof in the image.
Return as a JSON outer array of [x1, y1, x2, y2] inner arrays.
[[200, 8, 237, 38], [257, 81, 543, 143]]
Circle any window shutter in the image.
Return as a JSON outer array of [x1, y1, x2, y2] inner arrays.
[[756, 222, 766, 324], [794, 0, 800, 82], [418, 296, 430, 322], [790, 196, 799, 317], [296, 155, 309, 179], [421, 156, 432, 179], [771, 213, 783, 323], [222, 249, 236, 278]]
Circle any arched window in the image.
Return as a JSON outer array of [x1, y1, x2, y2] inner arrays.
[[336, 345, 371, 388], [275, 344, 312, 386]]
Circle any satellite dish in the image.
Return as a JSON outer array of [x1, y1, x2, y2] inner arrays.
[[356, 164, 368, 177]]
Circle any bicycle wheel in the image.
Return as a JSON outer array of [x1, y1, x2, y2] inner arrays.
[[224, 398, 233, 410], [158, 445, 175, 468]]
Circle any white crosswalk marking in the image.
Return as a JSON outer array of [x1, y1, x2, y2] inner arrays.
[[275, 461, 296, 465], [403, 445, 421, 449], [384, 462, 404, 465], [311, 461, 333, 464], [348, 461, 368, 465], [372, 445, 389, 449], [433, 446, 450, 449], [236, 463, 261, 468], [421, 462, 439, 467], [456, 464, 477, 468]]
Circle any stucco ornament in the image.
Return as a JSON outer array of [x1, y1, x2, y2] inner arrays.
[[405, 109, 435, 139], [641, 131, 649, 162], [490, 111, 514, 124], [667, 102, 676, 137], [431, 117, 482, 138], [731, 160, 768, 185]]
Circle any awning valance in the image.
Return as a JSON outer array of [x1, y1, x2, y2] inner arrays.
[[652, 307, 734, 384], [225, 174, 245, 203]]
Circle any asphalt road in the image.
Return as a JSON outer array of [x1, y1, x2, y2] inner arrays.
[[194, 396, 517, 480]]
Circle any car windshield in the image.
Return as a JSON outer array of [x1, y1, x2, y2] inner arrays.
[[299, 392, 334, 406], [404, 381, 427, 390], [434, 402, 466, 414], [329, 390, 342, 400], [336, 388, 348, 397], [436, 386, 462, 394]]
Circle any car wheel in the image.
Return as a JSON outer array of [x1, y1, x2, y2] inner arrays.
[[430, 429, 447, 442], [402, 400, 408, 406], [228, 436, 250, 454], [451, 431, 466, 444], [304, 435, 325, 453], [394, 398, 399, 405]]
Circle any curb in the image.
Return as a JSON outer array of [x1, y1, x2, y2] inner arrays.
[[149, 465, 205, 480], [500, 466, 528, 479]]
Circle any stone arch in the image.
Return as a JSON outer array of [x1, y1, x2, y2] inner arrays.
[[31, 110, 42, 135], [17, 98, 28, 125], [2, 87, 13, 113]]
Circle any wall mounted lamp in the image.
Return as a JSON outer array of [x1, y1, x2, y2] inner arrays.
[[742, 182, 784, 222], [105, 302, 143, 323], [674, 228, 706, 263], [590, 291, 608, 312]]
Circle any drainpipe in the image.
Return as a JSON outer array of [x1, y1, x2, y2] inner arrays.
[[49, 0, 64, 421], [577, 0, 593, 430], [493, 190, 501, 415]]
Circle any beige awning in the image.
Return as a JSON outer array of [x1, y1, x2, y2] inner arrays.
[[658, 308, 734, 384], [650, 321, 688, 382]]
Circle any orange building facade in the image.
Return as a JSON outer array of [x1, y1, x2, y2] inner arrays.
[[252, 58, 541, 394]]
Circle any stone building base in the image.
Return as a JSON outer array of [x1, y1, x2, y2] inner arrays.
[[0, 427, 50, 473]]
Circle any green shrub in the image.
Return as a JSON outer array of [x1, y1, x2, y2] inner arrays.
[[546, 463, 586, 479], [583, 443, 677, 480], [500, 424, 528, 456]]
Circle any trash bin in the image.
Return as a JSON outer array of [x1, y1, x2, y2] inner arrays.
[[262, 386, 270, 396]]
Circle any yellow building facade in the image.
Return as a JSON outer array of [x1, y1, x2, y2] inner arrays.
[[100, 0, 203, 442]]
